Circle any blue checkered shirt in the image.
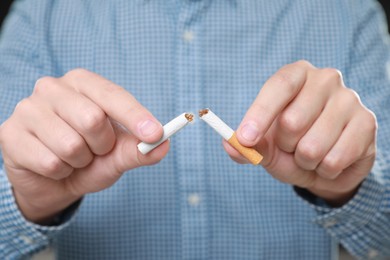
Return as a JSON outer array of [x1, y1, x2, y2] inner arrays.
[[1, 0, 390, 259]]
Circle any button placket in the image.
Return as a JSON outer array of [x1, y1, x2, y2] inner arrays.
[[174, 2, 210, 259]]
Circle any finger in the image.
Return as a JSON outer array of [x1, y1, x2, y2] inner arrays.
[[2, 127, 73, 180], [275, 74, 332, 153], [316, 108, 377, 180], [17, 98, 94, 168], [262, 147, 317, 188], [34, 77, 115, 155], [294, 90, 354, 171], [61, 69, 163, 143], [111, 121, 171, 170], [64, 125, 170, 196], [222, 139, 250, 164], [237, 60, 313, 147]]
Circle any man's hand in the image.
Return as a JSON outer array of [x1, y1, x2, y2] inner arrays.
[[0, 69, 169, 223], [224, 60, 377, 206]]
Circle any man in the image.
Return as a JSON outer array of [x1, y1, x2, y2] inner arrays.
[[0, 0, 389, 259]]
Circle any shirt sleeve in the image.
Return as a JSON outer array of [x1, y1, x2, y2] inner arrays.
[[295, 163, 389, 259], [0, 169, 81, 259]]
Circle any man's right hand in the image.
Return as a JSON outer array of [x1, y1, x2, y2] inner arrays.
[[0, 69, 169, 224]]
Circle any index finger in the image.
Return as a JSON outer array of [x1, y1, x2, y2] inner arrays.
[[237, 60, 312, 146], [62, 69, 163, 143]]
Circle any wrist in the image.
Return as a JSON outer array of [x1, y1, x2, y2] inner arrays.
[[307, 185, 360, 208], [13, 188, 81, 225]]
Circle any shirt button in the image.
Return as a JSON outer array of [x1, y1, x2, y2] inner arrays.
[[188, 193, 201, 206], [20, 235, 34, 245], [323, 218, 338, 228], [182, 30, 195, 42], [368, 249, 379, 259]]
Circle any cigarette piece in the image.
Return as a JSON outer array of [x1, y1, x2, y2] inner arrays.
[[137, 113, 194, 155], [199, 108, 263, 165]]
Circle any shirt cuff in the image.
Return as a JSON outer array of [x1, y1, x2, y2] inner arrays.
[[294, 160, 389, 259], [295, 172, 384, 236], [0, 169, 80, 259]]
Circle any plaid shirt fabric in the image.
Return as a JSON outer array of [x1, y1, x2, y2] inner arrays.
[[1, 0, 390, 259]]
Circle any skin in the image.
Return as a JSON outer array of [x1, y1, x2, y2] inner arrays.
[[0, 60, 377, 224], [0, 69, 169, 224], [224, 60, 377, 207]]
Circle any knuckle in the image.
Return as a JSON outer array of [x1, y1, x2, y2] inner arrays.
[[296, 139, 323, 162], [362, 110, 378, 134], [317, 156, 343, 179], [366, 143, 377, 158], [80, 108, 106, 132], [60, 135, 85, 158], [342, 88, 361, 107], [294, 59, 313, 69], [320, 68, 344, 85], [33, 76, 57, 95], [278, 109, 304, 134], [40, 156, 65, 179], [63, 68, 91, 80], [0, 121, 14, 145], [14, 98, 32, 114]]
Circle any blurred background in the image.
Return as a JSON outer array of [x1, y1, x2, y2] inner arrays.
[[0, 1, 389, 260], [380, 0, 390, 26]]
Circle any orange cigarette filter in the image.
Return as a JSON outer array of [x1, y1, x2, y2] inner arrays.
[[227, 132, 263, 165], [199, 109, 263, 165]]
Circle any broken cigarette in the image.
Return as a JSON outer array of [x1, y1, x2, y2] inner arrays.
[[199, 108, 263, 165], [137, 112, 194, 155]]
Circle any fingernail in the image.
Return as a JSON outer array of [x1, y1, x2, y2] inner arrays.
[[241, 122, 259, 142], [138, 120, 160, 137]]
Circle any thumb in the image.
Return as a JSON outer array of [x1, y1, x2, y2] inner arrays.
[[65, 122, 170, 195]]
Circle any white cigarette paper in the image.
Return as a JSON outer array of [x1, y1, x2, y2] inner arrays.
[[137, 113, 194, 155], [199, 108, 263, 165], [199, 109, 234, 140]]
